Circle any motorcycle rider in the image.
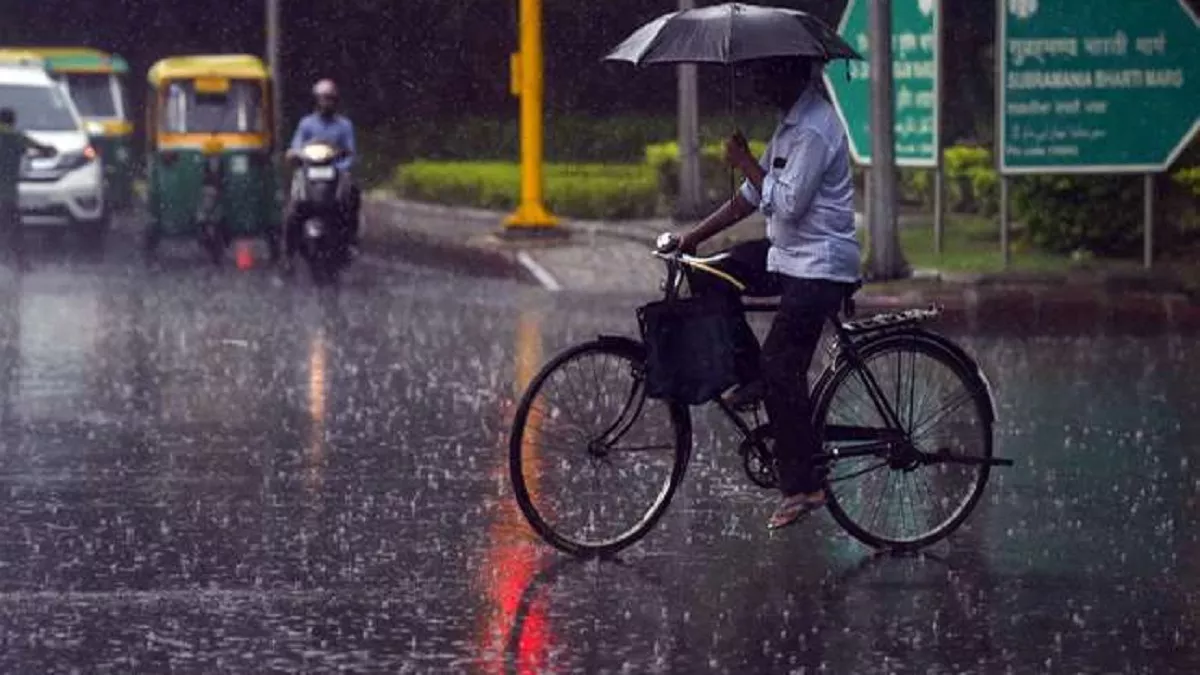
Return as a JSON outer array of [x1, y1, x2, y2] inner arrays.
[[279, 78, 360, 276]]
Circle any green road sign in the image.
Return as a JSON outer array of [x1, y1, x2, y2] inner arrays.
[[826, 0, 940, 167], [1000, 0, 1200, 174]]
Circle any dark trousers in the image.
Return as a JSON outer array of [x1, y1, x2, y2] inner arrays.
[[283, 179, 361, 258], [0, 201, 22, 268], [688, 239, 854, 496]]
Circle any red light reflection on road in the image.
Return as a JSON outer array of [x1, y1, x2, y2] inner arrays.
[[475, 309, 553, 674]]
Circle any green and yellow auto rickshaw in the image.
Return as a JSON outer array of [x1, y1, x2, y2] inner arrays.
[[145, 54, 280, 264], [21, 47, 137, 211]]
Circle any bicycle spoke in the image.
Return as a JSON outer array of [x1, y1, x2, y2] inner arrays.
[[606, 443, 676, 454], [910, 388, 974, 441], [910, 362, 952, 434], [866, 468, 891, 533], [906, 346, 918, 433], [828, 459, 888, 483]]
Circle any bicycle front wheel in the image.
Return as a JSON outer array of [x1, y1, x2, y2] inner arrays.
[[509, 337, 692, 558], [815, 331, 994, 551]]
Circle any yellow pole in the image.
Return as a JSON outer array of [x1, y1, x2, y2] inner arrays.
[[504, 0, 559, 230]]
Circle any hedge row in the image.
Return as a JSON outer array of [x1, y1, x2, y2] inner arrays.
[[646, 139, 769, 214], [359, 113, 777, 186], [393, 161, 660, 220], [391, 138, 777, 220], [895, 145, 998, 215], [392, 130, 1199, 254]]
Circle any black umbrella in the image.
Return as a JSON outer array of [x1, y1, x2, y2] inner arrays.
[[605, 3, 861, 199], [604, 2, 862, 66]]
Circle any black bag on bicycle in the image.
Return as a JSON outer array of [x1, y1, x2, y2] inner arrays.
[[637, 296, 740, 405]]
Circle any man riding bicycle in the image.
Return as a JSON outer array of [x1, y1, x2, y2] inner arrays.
[[663, 57, 861, 530]]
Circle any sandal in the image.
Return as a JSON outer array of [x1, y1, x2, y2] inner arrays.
[[767, 492, 827, 530]]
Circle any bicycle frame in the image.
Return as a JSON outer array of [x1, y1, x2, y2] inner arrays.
[[654, 249, 1011, 472], [711, 304, 904, 467]]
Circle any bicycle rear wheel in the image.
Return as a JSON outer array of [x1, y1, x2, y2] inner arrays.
[[815, 331, 994, 550], [509, 336, 692, 557]]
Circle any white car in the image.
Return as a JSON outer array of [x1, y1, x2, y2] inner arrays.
[[0, 61, 106, 238]]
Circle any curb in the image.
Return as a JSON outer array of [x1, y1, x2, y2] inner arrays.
[[853, 287, 1200, 335], [361, 201, 536, 284]]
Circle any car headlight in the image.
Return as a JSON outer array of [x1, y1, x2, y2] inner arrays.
[[58, 146, 99, 171]]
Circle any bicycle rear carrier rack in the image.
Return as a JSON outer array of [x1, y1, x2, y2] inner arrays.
[[841, 305, 943, 336]]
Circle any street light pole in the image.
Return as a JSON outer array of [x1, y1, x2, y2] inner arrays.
[[676, 0, 704, 220], [867, 0, 908, 279]]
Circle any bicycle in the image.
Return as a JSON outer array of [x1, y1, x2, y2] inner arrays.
[[509, 241, 1013, 558]]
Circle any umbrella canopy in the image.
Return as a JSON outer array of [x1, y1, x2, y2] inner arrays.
[[605, 2, 862, 66]]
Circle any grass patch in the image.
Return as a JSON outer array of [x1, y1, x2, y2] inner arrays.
[[879, 214, 1198, 291], [882, 214, 1069, 274]]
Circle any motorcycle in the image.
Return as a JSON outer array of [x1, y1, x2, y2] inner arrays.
[[290, 141, 352, 285]]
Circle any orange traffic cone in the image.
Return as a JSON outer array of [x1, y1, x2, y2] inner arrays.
[[235, 240, 254, 270]]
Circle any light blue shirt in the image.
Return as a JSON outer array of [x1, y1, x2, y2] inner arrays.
[[290, 113, 356, 172], [740, 85, 860, 284]]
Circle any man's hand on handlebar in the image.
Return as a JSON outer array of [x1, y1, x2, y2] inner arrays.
[[655, 232, 681, 254], [655, 231, 700, 255]]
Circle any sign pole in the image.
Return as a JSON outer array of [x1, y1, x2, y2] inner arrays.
[[933, 167, 944, 255], [676, 0, 704, 220], [932, 0, 944, 257], [505, 0, 559, 232], [999, 176, 1010, 268], [995, 0, 1008, 269], [863, 169, 871, 251], [1144, 173, 1155, 269], [867, 0, 906, 279]]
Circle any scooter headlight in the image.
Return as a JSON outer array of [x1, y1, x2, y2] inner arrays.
[[303, 144, 336, 163]]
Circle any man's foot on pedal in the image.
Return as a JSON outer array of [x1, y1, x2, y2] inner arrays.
[[723, 380, 765, 411]]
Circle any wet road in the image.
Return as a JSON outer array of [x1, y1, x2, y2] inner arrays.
[[0, 218, 1198, 673]]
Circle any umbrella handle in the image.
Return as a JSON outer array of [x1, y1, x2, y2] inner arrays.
[[728, 67, 736, 198]]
